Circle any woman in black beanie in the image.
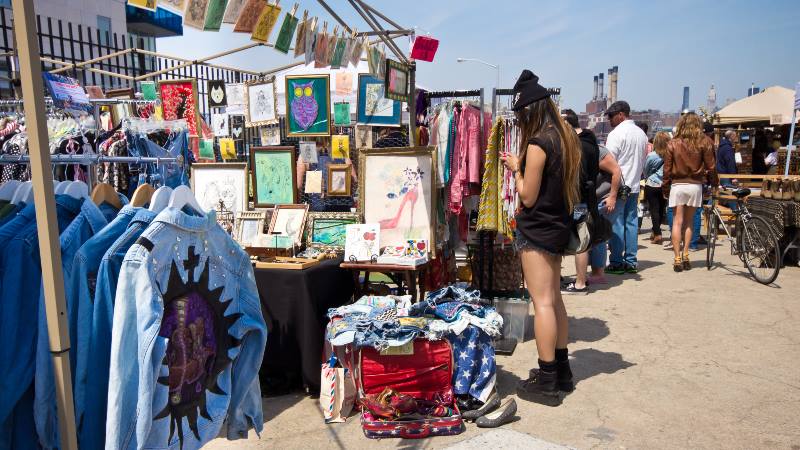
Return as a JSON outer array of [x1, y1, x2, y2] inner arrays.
[[501, 70, 582, 405]]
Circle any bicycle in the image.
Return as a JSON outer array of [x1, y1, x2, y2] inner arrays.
[[705, 187, 781, 284]]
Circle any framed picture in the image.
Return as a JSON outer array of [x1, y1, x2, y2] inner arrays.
[[159, 79, 201, 137], [190, 163, 248, 215], [250, 146, 297, 208], [235, 211, 267, 246], [104, 87, 134, 99], [245, 77, 278, 127], [183, 0, 210, 30], [268, 204, 309, 247], [208, 79, 227, 107], [306, 212, 360, 251], [357, 74, 401, 127], [285, 74, 331, 137], [384, 59, 410, 102], [345, 223, 380, 262], [327, 163, 351, 197], [359, 147, 437, 256], [226, 83, 245, 114]]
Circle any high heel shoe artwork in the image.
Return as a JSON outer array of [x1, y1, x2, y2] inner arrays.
[[379, 167, 423, 231]]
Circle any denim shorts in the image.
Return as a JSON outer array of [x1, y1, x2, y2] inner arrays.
[[513, 230, 563, 257]]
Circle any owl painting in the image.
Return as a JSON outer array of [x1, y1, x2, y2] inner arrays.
[[290, 81, 318, 131]]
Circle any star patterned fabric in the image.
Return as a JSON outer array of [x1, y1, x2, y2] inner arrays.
[[447, 325, 496, 402]]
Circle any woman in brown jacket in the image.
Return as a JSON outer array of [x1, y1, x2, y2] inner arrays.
[[663, 113, 717, 272]]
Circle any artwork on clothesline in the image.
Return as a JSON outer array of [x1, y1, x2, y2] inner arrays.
[[367, 44, 385, 78], [384, 59, 410, 103], [233, 0, 265, 33], [203, 0, 228, 31], [357, 74, 401, 127], [183, 0, 210, 30], [327, 163, 351, 197], [344, 223, 380, 262], [268, 204, 309, 247], [234, 211, 267, 247], [219, 138, 236, 160], [285, 74, 331, 137], [335, 72, 353, 96], [304, 18, 317, 66], [329, 35, 347, 69], [348, 36, 366, 68], [313, 28, 329, 69], [250, 2, 281, 43], [304, 170, 322, 194], [139, 81, 157, 101], [293, 15, 308, 57], [299, 140, 318, 163], [250, 146, 297, 208], [410, 35, 440, 62], [359, 147, 437, 257], [245, 78, 278, 127], [212, 113, 229, 137], [85, 86, 105, 99], [42, 73, 92, 114], [207, 79, 227, 107], [331, 135, 349, 160], [274, 7, 299, 53], [127, 0, 157, 11], [157, 0, 186, 15], [260, 126, 281, 146], [222, 0, 246, 23], [306, 212, 360, 252], [159, 79, 201, 137], [225, 83, 245, 114], [333, 103, 351, 126], [190, 163, 248, 214], [229, 114, 244, 140]]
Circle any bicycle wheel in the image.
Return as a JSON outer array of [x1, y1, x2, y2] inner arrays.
[[740, 215, 780, 284], [706, 210, 717, 269]]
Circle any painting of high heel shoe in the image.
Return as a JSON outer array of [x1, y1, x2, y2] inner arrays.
[[359, 147, 437, 257]]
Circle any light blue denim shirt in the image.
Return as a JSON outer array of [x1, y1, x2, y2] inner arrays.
[[106, 207, 266, 450], [80, 207, 158, 450]]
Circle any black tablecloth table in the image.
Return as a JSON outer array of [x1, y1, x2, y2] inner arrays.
[[255, 258, 354, 395]]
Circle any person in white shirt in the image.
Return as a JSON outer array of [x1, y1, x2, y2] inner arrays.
[[602, 101, 648, 274]]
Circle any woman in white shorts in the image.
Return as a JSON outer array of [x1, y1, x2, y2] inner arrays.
[[663, 113, 717, 272]]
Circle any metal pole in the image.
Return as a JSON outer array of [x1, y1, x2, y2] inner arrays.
[[10, 1, 77, 450], [785, 109, 797, 176], [409, 61, 416, 144], [348, 0, 407, 64], [317, 0, 353, 34], [359, 1, 408, 64]]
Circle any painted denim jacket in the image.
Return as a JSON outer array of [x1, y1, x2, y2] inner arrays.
[[106, 207, 266, 450]]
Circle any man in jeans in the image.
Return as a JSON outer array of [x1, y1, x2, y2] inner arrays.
[[603, 101, 648, 274]]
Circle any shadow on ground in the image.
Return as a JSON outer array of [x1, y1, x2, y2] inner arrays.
[[571, 348, 635, 384], [568, 317, 610, 344]]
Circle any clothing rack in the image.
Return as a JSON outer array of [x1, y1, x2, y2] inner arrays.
[[0, 154, 179, 165], [492, 87, 562, 120]]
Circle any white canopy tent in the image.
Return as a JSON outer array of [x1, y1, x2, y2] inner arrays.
[[715, 86, 798, 125]]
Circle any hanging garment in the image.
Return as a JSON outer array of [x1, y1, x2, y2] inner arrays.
[[477, 118, 503, 233], [105, 207, 266, 450], [1, 132, 31, 183]]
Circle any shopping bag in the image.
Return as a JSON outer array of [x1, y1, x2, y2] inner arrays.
[[319, 362, 356, 423]]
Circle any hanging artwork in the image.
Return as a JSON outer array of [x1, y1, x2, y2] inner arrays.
[[304, 170, 322, 194], [349, 36, 366, 68], [219, 138, 236, 160], [233, 0, 265, 33], [327, 163, 351, 197], [222, 0, 246, 23], [203, 0, 228, 30], [285, 74, 331, 137], [331, 135, 349, 160], [314, 28, 329, 69], [199, 139, 215, 160], [344, 224, 381, 262], [128, 0, 157, 11], [333, 103, 351, 126], [335, 72, 353, 96], [384, 59, 411, 103], [260, 126, 281, 146], [251, 2, 281, 43], [190, 163, 248, 214], [304, 19, 317, 66], [234, 211, 267, 246], [251, 146, 297, 207], [183, 0, 210, 30], [330, 35, 347, 69], [299, 141, 318, 163], [357, 74, 401, 127], [293, 15, 307, 57], [244, 78, 278, 127], [306, 212, 360, 252], [229, 114, 244, 140], [140, 82, 157, 101], [367, 44, 385, 78], [158, 0, 186, 14], [212, 113, 229, 137], [208, 79, 227, 108], [410, 35, 440, 62], [225, 83, 245, 114], [359, 147, 437, 256], [85, 86, 105, 99], [274, 7, 299, 54], [268, 204, 309, 247], [159, 79, 201, 137]]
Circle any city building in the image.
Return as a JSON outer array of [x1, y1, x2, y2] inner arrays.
[[682, 86, 690, 111], [707, 84, 717, 113], [748, 83, 761, 97]]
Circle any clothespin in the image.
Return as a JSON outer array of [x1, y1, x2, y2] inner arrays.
[[332, 25, 339, 37], [352, 27, 358, 38], [311, 17, 318, 30], [289, 3, 298, 17], [301, 9, 308, 21], [273, 0, 280, 7], [322, 21, 327, 34]]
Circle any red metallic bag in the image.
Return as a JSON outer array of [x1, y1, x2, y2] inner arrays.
[[355, 340, 464, 439]]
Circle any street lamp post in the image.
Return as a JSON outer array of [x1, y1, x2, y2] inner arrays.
[[456, 57, 500, 88]]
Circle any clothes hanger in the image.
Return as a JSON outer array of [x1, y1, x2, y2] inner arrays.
[[148, 186, 173, 213], [11, 181, 33, 205], [91, 182, 123, 209], [0, 180, 22, 201], [167, 185, 204, 214], [54, 180, 72, 194], [130, 182, 155, 208], [64, 180, 89, 200]]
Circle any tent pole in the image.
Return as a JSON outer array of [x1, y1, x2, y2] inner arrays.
[[11, 1, 77, 449], [785, 109, 797, 176]]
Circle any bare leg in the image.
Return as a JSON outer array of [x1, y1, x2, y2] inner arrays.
[[672, 205, 685, 261], [574, 252, 589, 289], [682, 206, 697, 256], [520, 249, 563, 362]]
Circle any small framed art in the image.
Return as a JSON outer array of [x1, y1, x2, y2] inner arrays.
[[159, 79, 201, 137], [250, 146, 297, 208], [384, 59, 410, 102], [190, 163, 248, 214], [327, 163, 351, 197], [208, 79, 227, 107], [235, 211, 267, 246], [245, 77, 278, 127], [357, 74, 401, 127], [305, 212, 360, 252], [285, 74, 331, 137], [268, 204, 309, 247]]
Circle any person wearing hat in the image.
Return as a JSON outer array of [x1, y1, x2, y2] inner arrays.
[[500, 70, 582, 405], [603, 100, 648, 274]]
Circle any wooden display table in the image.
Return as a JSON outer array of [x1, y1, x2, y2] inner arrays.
[[339, 261, 430, 303]]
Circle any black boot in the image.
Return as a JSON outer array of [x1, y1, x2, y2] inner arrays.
[[528, 350, 574, 392], [517, 360, 563, 406]]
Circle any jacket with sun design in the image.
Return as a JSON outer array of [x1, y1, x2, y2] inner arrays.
[[106, 207, 267, 450]]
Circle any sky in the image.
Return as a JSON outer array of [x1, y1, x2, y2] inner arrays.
[[157, 0, 800, 113]]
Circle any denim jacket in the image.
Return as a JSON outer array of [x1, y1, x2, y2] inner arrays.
[[106, 207, 266, 450], [80, 208, 158, 450]]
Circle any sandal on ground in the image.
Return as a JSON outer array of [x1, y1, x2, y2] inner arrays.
[[673, 256, 683, 272]]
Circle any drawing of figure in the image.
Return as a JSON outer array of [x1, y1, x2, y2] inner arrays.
[[380, 166, 422, 230]]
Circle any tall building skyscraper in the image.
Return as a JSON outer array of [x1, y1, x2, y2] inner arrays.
[[682, 86, 690, 111], [747, 83, 761, 97], [707, 84, 717, 113]]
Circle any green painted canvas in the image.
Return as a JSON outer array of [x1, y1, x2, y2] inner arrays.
[[140, 81, 157, 101], [204, 0, 228, 31], [312, 218, 356, 247], [254, 150, 294, 205], [334, 102, 351, 126], [274, 13, 298, 54]]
